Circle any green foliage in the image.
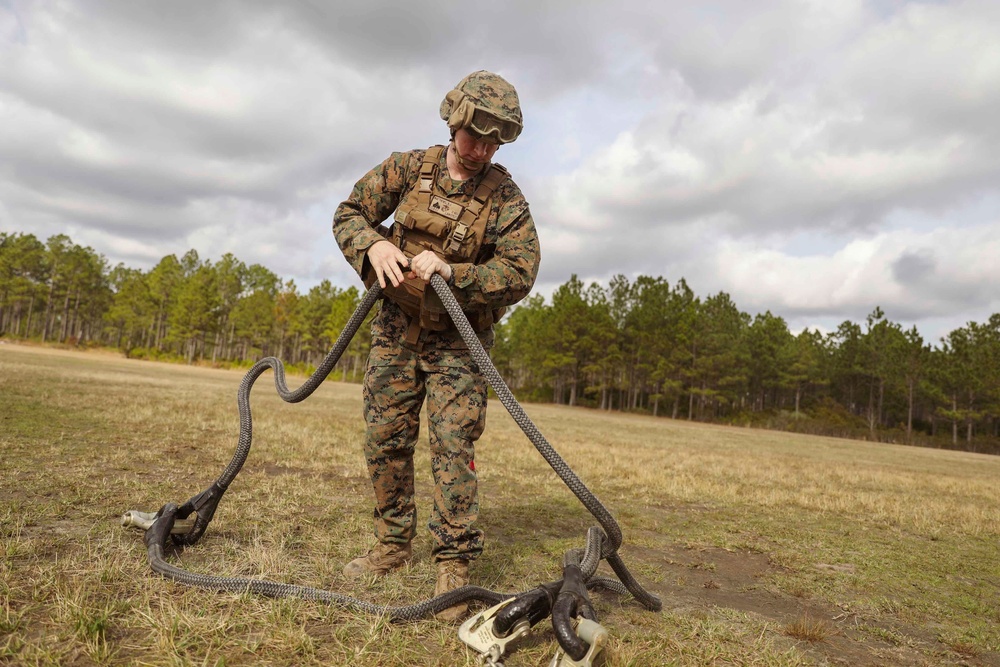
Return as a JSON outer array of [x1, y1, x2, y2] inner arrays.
[[0, 232, 366, 378], [496, 277, 1000, 454], [3, 229, 1000, 453]]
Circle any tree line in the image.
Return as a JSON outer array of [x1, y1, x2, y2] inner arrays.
[[0, 232, 373, 381], [3, 230, 999, 454], [491, 274, 1000, 454]]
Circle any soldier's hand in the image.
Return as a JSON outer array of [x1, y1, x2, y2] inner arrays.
[[367, 240, 409, 288], [409, 250, 453, 282]]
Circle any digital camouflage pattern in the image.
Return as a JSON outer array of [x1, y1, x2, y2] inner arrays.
[[333, 146, 540, 350], [363, 342, 487, 559], [333, 142, 539, 560], [439, 70, 523, 133]]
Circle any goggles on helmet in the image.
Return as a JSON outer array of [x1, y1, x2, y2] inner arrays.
[[447, 92, 523, 144], [468, 106, 521, 144]]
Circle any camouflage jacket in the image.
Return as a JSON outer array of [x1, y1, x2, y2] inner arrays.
[[333, 146, 540, 349]]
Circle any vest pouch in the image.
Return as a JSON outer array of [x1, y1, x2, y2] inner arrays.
[[443, 226, 479, 262], [381, 279, 422, 313], [423, 288, 497, 333], [404, 208, 451, 240], [403, 208, 480, 263], [420, 286, 451, 330], [381, 277, 453, 332]]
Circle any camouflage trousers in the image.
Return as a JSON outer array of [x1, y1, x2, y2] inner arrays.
[[363, 339, 487, 561]]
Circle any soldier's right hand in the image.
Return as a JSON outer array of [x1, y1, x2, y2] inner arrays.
[[367, 240, 409, 288]]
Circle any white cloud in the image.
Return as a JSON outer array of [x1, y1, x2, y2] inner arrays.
[[1, 0, 999, 343], [712, 220, 1000, 327]]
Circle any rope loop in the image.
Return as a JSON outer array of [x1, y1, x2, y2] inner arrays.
[[132, 277, 661, 622]]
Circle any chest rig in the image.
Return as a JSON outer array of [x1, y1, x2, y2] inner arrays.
[[365, 145, 508, 345]]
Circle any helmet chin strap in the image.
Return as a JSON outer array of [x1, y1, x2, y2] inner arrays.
[[449, 141, 488, 173]]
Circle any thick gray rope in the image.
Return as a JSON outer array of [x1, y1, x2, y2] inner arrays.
[[428, 274, 659, 611], [218, 282, 383, 488], [149, 510, 625, 619], [143, 278, 661, 619]]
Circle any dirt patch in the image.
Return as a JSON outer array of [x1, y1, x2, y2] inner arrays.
[[622, 541, 999, 666]]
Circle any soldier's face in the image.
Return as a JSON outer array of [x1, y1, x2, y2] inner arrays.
[[454, 128, 499, 169]]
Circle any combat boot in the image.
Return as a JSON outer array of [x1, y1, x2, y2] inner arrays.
[[433, 559, 470, 621], [342, 541, 412, 579]]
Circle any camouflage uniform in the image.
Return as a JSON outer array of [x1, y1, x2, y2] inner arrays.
[[333, 146, 540, 561]]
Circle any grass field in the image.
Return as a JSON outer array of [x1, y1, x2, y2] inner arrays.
[[2, 342, 999, 666]]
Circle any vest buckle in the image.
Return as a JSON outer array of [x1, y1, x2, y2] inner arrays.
[[446, 223, 469, 253]]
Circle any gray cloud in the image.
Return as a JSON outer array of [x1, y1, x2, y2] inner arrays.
[[891, 251, 936, 286], [1, 0, 999, 343]]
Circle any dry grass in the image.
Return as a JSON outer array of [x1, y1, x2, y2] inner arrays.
[[783, 615, 831, 642], [2, 342, 1000, 666]]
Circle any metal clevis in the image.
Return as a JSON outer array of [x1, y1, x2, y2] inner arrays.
[[121, 509, 194, 534], [458, 598, 532, 665], [548, 617, 608, 666]]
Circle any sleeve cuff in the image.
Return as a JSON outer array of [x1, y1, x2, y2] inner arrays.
[[352, 227, 387, 252], [451, 263, 476, 289]]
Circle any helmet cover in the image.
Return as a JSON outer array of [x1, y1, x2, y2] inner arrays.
[[439, 70, 523, 143]]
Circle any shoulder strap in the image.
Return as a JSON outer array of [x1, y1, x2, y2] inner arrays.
[[419, 145, 445, 193], [445, 163, 507, 254]]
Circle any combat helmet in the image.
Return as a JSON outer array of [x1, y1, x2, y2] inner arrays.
[[439, 70, 523, 144]]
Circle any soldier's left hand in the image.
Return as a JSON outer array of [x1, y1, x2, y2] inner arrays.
[[409, 250, 453, 282]]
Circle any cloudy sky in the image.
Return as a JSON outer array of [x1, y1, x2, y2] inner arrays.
[[2, 0, 999, 343]]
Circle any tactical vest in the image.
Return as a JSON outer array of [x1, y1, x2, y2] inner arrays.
[[364, 145, 508, 344]]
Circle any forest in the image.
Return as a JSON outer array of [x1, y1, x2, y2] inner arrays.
[[2, 230, 999, 454]]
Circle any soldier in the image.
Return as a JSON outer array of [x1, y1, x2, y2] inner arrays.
[[332, 70, 540, 621]]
